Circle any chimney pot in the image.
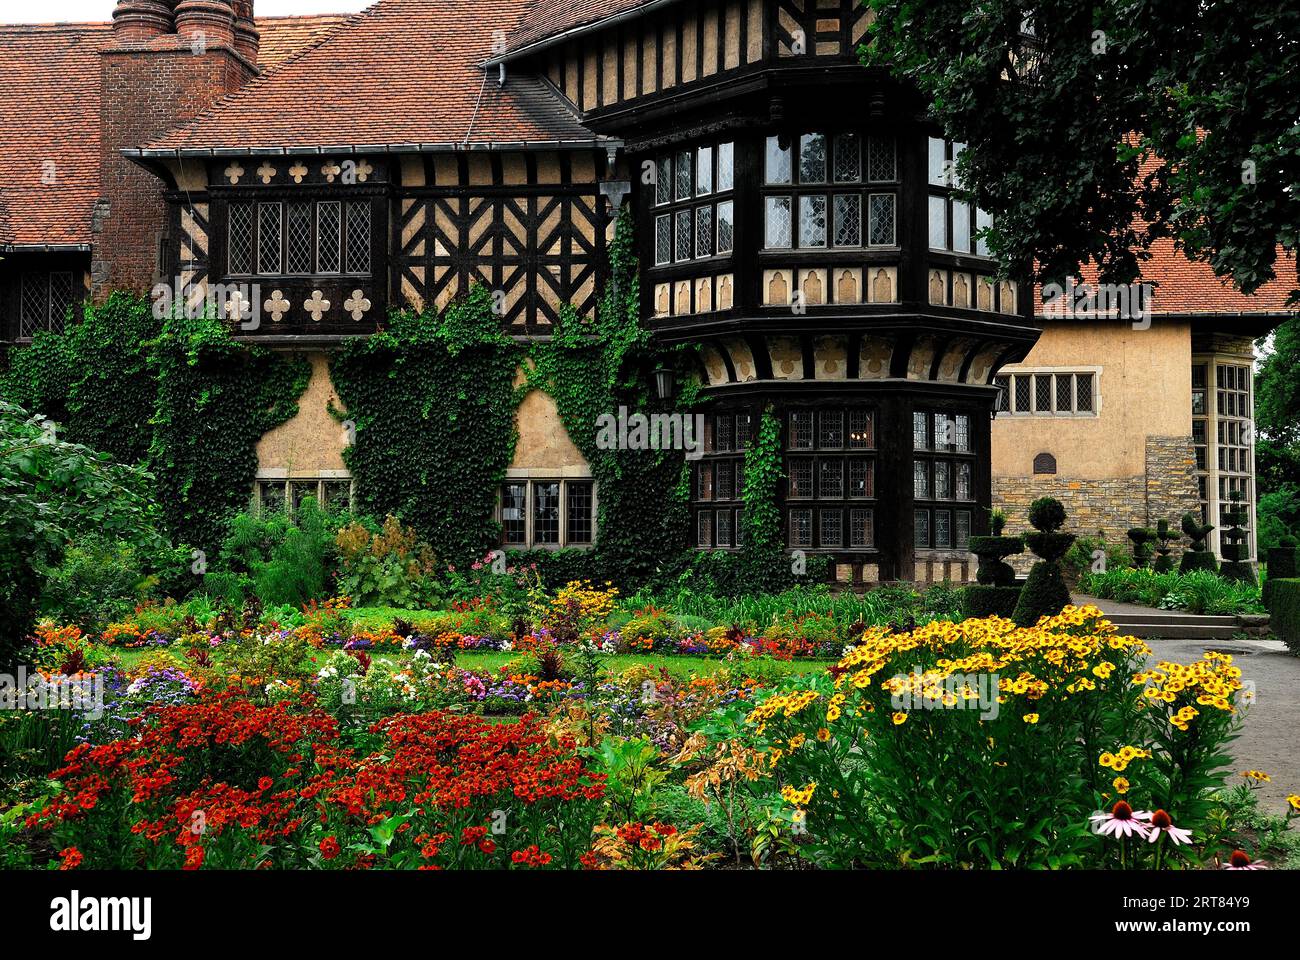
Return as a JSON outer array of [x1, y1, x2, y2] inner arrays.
[[174, 0, 236, 48], [111, 0, 175, 41]]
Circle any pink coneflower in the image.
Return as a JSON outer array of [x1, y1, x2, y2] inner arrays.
[[1222, 849, 1268, 870], [1146, 809, 1194, 845], [1090, 801, 1152, 839]]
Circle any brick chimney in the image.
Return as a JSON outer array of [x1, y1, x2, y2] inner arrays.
[[95, 0, 257, 297], [232, 1, 260, 64]]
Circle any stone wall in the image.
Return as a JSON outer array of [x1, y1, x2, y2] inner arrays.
[[994, 435, 1200, 572]]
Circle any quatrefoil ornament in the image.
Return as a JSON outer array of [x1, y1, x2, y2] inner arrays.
[[344, 289, 372, 321], [223, 162, 245, 185], [288, 162, 308, 184], [263, 290, 289, 323], [320, 161, 342, 183], [255, 162, 277, 184], [303, 289, 331, 322]]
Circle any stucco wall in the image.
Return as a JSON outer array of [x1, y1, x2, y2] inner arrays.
[[255, 351, 348, 474], [991, 320, 1192, 479]]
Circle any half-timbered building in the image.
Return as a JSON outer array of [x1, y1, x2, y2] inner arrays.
[[0, 0, 1293, 581]]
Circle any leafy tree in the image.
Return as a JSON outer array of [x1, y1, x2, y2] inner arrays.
[[863, 0, 1300, 298], [0, 401, 163, 665]]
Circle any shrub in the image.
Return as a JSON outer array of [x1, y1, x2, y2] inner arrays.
[[1011, 498, 1075, 627], [335, 515, 440, 608], [1267, 578, 1300, 655], [1263, 541, 1298, 609], [1127, 527, 1157, 567], [1179, 513, 1220, 574], [39, 537, 152, 632], [968, 534, 1024, 586], [218, 498, 340, 607], [1079, 568, 1263, 615], [1219, 492, 1257, 586], [960, 584, 1022, 619], [1152, 519, 1180, 573]]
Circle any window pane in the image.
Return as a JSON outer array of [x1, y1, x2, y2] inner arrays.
[[534, 482, 560, 544], [697, 463, 714, 500], [676, 149, 693, 199], [258, 202, 282, 274], [914, 509, 931, 548], [952, 200, 971, 253], [716, 461, 735, 499], [819, 509, 842, 548], [995, 375, 1010, 411], [868, 194, 895, 245], [695, 206, 713, 258], [566, 481, 593, 544], [788, 458, 813, 498], [656, 156, 672, 205], [290, 480, 318, 513], [928, 196, 947, 249], [1034, 374, 1052, 413], [956, 462, 972, 500], [317, 201, 342, 273], [345, 202, 371, 273], [790, 411, 813, 449], [697, 511, 713, 547], [258, 481, 286, 514], [716, 509, 732, 547], [736, 413, 751, 450], [655, 215, 672, 265], [228, 203, 255, 275], [955, 510, 971, 549], [765, 196, 792, 248], [799, 133, 826, 183], [48, 273, 74, 334], [913, 460, 930, 498], [1076, 373, 1094, 412], [975, 207, 992, 256], [1055, 373, 1073, 413], [502, 483, 527, 544], [833, 132, 860, 182], [716, 201, 734, 254], [850, 508, 874, 547], [833, 194, 861, 247], [935, 460, 951, 499], [799, 195, 827, 247], [717, 142, 734, 191], [285, 202, 313, 274], [848, 458, 873, 498], [927, 137, 947, 186], [322, 480, 351, 513], [819, 410, 844, 448], [765, 136, 792, 184], [819, 459, 843, 498], [789, 509, 812, 547], [715, 414, 734, 451], [1014, 375, 1030, 413], [867, 135, 896, 182], [935, 510, 952, 548], [934, 413, 955, 450], [955, 414, 971, 452], [913, 411, 928, 449], [696, 146, 713, 196], [676, 210, 693, 260], [734, 508, 744, 547], [848, 409, 873, 448]]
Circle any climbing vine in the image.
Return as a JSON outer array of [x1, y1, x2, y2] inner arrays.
[[147, 307, 310, 557], [742, 408, 784, 552], [328, 285, 523, 566], [529, 210, 693, 586]]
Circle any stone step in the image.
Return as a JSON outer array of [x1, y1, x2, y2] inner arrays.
[[1101, 611, 1240, 628], [1106, 621, 1244, 640]]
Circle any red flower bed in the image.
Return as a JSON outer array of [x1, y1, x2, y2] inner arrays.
[[30, 693, 605, 870]]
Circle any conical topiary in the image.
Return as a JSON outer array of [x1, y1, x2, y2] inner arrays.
[[1219, 491, 1257, 585], [962, 508, 1025, 618], [1011, 497, 1076, 627], [1178, 512, 1219, 574]]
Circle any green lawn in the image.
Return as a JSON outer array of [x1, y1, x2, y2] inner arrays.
[[113, 646, 833, 679]]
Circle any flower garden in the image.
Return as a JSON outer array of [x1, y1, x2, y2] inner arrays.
[[4, 556, 1298, 870]]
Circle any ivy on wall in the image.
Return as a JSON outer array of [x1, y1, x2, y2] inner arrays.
[[148, 309, 309, 557], [328, 285, 524, 566], [529, 210, 693, 586], [742, 408, 784, 552], [0, 293, 309, 559]]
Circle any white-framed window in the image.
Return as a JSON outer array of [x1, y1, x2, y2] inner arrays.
[[650, 140, 735, 265], [994, 370, 1099, 416], [499, 477, 596, 549]]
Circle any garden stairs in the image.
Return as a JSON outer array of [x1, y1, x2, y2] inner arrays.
[[1072, 595, 1261, 641]]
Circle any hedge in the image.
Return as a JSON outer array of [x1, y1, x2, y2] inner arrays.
[[961, 585, 1022, 620], [1268, 577, 1300, 655]]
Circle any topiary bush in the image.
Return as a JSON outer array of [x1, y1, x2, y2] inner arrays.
[[1011, 497, 1076, 627], [1262, 536, 1297, 609], [1219, 491, 1257, 586], [1179, 512, 1220, 574], [1152, 519, 1179, 573], [1127, 527, 1156, 567], [960, 584, 1023, 619]]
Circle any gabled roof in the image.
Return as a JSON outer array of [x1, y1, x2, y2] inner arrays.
[[0, 15, 355, 249], [142, 0, 608, 156], [498, 0, 675, 61]]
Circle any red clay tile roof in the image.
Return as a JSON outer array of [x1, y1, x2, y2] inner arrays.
[[502, 0, 675, 58], [144, 0, 606, 154], [0, 15, 354, 248]]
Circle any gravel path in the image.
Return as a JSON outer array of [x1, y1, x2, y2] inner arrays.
[[1142, 634, 1299, 814]]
